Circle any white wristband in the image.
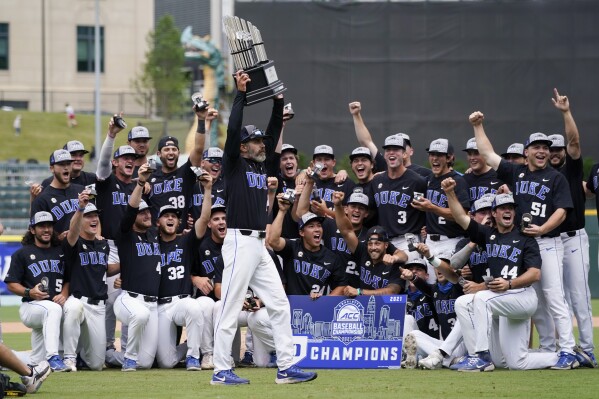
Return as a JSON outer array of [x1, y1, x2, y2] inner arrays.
[[427, 256, 441, 268]]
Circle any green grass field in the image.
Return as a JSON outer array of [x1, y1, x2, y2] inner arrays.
[[2, 302, 599, 398]]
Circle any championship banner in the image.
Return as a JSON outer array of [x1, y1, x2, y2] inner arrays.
[[0, 240, 21, 295], [289, 295, 407, 369]]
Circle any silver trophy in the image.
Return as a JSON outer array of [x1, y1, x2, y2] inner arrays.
[[223, 16, 286, 105]]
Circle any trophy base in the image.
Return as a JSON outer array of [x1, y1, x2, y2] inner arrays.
[[237, 60, 287, 106]]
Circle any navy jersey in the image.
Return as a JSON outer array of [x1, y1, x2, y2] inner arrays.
[[497, 159, 573, 237], [466, 220, 541, 279], [321, 218, 368, 287], [4, 244, 66, 300], [462, 169, 503, 205], [222, 91, 283, 230], [311, 176, 356, 210], [406, 288, 439, 339], [41, 171, 97, 191], [370, 169, 427, 237], [413, 277, 462, 339], [95, 174, 136, 240], [30, 184, 85, 233], [454, 237, 488, 284], [557, 154, 585, 231], [192, 235, 222, 300], [354, 179, 378, 228], [407, 163, 433, 179], [586, 163, 599, 224], [158, 232, 199, 298], [353, 241, 402, 291], [373, 151, 387, 173], [277, 239, 347, 296], [116, 205, 162, 296], [64, 237, 109, 300], [426, 171, 470, 237], [189, 177, 226, 221], [146, 158, 197, 230]]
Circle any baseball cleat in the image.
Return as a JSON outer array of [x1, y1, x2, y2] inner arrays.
[[402, 333, 418, 369], [449, 355, 473, 370], [419, 350, 443, 370], [551, 351, 579, 370], [211, 369, 250, 385], [574, 347, 597, 368], [21, 362, 51, 393], [275, 365, 317, 384], [200, 353, 214, 370], [238, 351, 256, 368], [458, 355, 495, 372], [63, 357, 77, 372], [122, 357, 137, 372], [586, 351, 598, 368], [186, 356, 201, 371], [48, 355, 69, 372], [266, 351, 278, 368]]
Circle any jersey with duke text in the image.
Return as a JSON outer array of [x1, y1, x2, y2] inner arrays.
[[310, 176, 356, 210], [158, 233, 199, 298], [413, 277, 462, 339], [5, 244, 65, 300], [116, 205, 161, 296], [352, 241, 403, 291], [466, 220, 541, 279], [497, 159, 573, 237], [322, 218, 368, 287], [557, 154, 585, 232], [406, 288, 439, 339], [426, 171, 470, 237], [189, 177, 226, 222], [454, 237, 488, 284], [64, 237, 109, 300], [192, 235, 222, 299], [95, 174, 136, 240], [146, 159, 197, 230], [462, 169, 503, 205], [277, 239, 347, 296], [370, 169, 427, 237], [30, 184, 85, 233], [586, 163, 599, 224], [41, 172, 97, 191]]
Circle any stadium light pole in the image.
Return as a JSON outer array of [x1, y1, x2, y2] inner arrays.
[[94, 0, 101, 163]]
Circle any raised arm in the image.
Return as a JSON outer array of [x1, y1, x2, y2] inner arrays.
[[332, 191, 358, 253], [349, 102, 378, 157], [194, 173, 213, 239], [66, 188, 90, 246], [97, 115, 125, 179], [469, 111, 501, 170], [223, 71, 249, 167], [552, 88, 580, 160], [267, 195, 289, 252], [264, 95, 285, 156], [441, 177, 470, 230]]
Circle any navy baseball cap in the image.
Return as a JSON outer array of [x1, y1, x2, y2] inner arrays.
[[240, 125, 270, 143], [492, 193, 517, 209], [299, 212, 325, 230], [548, 134, 566, 149], [113, 145, 140, 159], [128, 126, 152, 141], [63, 140, 89, 154], [349, 147, 372, 161], [525, 132, 552, 148], [366, 226, 389, 242], [158, 136, 179, 150], [49, 149, 73, 165], [158, 205, 181, 218], [501, 143, 525, 158], [211, 204, 227, 214], [281, 144, 298, 155], [30, 211, 54, 226]]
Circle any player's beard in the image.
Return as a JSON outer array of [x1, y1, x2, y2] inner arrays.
[[249, 147, 266, 163]]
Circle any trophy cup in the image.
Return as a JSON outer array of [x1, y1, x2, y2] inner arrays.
[[223, 16, 286, 105]]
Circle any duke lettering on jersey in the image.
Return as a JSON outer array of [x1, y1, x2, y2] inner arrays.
[[292, 259, 332, 283], [514, 181, 550, 200], [373, 191, 411, 208], [135, 242, 161, 257], [111, 192, 131, 206], [50, 199, 80, 220], [310, 188, 337, 203], [426, 190, 447, 207], [160, 249, 184, 266], [246, 172, 267, 189], [191, 193, 225, 207], [412, 302, 433, 321], [469, 186, 498, 202], [79, 251, 107, 266], [152, 178, 183, 195], [435, 299, 456, 315], [201, 257, 217, 274], [329, 236, 351, 255], [360, 269, 388, 289], [470, 250, 488, 266], [485, 243, 522, 263], [28, 260, 64, 277]]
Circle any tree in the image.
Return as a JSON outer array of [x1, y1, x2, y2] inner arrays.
[[133, 15, 188, 121]]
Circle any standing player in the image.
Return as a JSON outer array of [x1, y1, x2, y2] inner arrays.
[[30, 150, 84, 235], [211, 70, 316, 385], [470, 111, 578, 368], [462, 138, 503, 205], [189, 146, 226, 222], [548, 88, 596, 367], [501, 143, 526, 165], [310, 144, 355, 213], [127, 126, 152, 173], [156, 172, 213, 370], [113, 163, 162, 371], [272, 143, 301, 239], [62, 193, 114, 371], [40, 141, 96, 189], [4, 212, 68, 371], [412, 139, 470, 259]]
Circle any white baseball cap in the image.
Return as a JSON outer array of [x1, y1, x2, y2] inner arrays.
[[471, 194, 495, 213], [347, 192, 369, 207], [525, 132, 552, 148], [313, 145, 334, 159], [501, 143, 525, 157], [31, 211, 54, 226], [548, 134, 566, 149], [63, 140, 89, 154], [492, 193, 516, 209], [426, 138, 454, 154], [463, 138, 478, 152], [128, 126, 152, 140], [382, 135, 405, 149], [281, 144, 298, 155], [299, 212, 325, 229], [349, 147, 372, 161], [49, 149, 73, 165]]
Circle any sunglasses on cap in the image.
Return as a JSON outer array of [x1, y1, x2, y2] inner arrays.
[[205, 158, 222, 164]]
